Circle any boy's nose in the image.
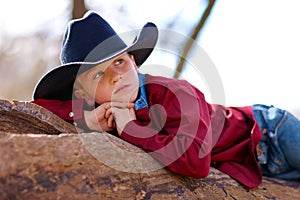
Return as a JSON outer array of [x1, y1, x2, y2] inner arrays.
[[107, 67, 122, 84]]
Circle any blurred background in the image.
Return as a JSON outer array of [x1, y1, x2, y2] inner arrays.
[[0, 0, 299, 116]]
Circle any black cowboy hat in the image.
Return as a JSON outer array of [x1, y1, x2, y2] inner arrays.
[[33, 11, 158, 101]]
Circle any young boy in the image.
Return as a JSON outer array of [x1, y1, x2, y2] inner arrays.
[[32, 11, 300, 188]]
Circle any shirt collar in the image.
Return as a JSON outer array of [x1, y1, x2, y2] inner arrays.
[[134, 73, 148, 110]]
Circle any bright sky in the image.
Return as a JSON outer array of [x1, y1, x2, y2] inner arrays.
[[0, 0, 65, 35], [1, 0, 299, 112], [200, 0, 300, 111]]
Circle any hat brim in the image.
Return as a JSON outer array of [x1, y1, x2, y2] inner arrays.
[[33, 22, 158, 100]]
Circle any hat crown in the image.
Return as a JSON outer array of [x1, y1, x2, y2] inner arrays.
[[60, 11, 127, 64]]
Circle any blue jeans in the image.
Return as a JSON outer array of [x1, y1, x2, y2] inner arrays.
[[252, 104, 300, 180]]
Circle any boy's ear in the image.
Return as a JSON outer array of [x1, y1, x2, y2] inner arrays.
[[129, 54, 138, 69], [74, 89, 95, 106]]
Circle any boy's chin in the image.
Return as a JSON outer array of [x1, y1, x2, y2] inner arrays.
[[112, 91, 138, 103], [129, 89, 139, 103]]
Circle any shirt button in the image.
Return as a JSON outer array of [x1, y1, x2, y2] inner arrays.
[[69, 112, 74, 118]]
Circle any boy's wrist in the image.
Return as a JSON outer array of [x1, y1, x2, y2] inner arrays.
[[114, 107, 136, 135]]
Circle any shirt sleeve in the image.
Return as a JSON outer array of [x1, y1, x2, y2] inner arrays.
[[120, 81, 212, 178]]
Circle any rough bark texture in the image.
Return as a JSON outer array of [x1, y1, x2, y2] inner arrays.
[[0, 99, 77, 134], [0, 100, 299, 199]]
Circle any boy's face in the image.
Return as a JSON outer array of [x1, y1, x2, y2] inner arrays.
[[74, 52, 139, 106]]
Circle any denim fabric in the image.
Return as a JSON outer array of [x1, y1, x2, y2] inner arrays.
[[134, 73, 148, 110], [252, 104, 300, 180]]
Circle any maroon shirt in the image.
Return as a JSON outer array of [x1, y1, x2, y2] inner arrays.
[[33, 74, 262, 188]]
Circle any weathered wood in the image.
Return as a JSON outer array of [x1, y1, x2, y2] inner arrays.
[[1, 132, 300, 200], [0, 99, 77, 134], [0, 100, 299, 199]]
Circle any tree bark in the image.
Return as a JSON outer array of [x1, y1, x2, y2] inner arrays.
[[0, 99, 76, 134], [0, 100, 299, 199], [72, 0, 88, 19]]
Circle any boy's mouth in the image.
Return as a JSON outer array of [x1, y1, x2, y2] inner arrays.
[[113, 84, 130, 94]]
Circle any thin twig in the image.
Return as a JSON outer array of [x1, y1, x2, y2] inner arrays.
[[174, 0, 216, 78]]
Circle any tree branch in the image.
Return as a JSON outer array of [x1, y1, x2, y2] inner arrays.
[[174, 0, 216, 78]]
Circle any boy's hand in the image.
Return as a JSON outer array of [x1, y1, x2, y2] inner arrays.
[[109, 102, 136, 135], [84, 102, 114, 132], [84, 102, 135, 132]]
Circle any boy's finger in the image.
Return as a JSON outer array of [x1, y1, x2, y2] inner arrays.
[[105, 108, 113, 119], [110, 102, 134, 109], [107, 114, 114, 128], [95, 102, 111, 116], [100, 102, 112, 110]]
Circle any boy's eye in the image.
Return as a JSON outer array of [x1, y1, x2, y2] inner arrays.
[[94, 71, 104, 79], [115, 59, 123, 65]]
